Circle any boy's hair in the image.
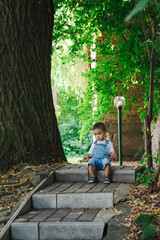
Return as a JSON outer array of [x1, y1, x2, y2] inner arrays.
[[92, 122, 106, 132]]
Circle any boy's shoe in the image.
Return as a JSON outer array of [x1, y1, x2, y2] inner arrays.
[[104, 176, 110, 184], [88, 175, 96, 184]]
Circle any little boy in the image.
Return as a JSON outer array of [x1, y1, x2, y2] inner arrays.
[[82, 122, 117, 184]]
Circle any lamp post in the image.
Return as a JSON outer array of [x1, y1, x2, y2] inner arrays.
[[114, 96, 125, 166]]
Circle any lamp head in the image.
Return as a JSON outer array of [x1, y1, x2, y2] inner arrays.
[[114, 96, 125, 108]]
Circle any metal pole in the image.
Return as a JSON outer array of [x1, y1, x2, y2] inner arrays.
[[118, 106, 122, 166]]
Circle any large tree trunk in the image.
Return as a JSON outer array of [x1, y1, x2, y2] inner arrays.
[[0, 0, 66, 172]]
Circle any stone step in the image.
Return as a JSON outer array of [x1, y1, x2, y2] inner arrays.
[[55, 164, 139, 183], [11, 208, 122, 240], [32, 182, 131, 209]]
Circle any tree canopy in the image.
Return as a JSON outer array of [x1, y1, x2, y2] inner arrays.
[[53, 0, 160, 126]]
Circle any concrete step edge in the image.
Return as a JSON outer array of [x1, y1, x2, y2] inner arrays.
[[32, 192, 114, 209], [11, 221, 105, 240], [55, 168, 137, 183]]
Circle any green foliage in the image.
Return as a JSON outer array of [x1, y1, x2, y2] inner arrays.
[[58, 117, 92, 157], [142, 225, 157, 240], [135, 214, 156, 240], [53, 0, 160, 140], [51, 41, 91, 156], [136, 153, 159, 185], [135, 214, 156, 229], [52, 0, 160, 158], [133, 147, 142, 158], [136, 167, 155, 185]]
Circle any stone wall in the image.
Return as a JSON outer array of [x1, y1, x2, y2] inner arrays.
[[103, 111, 160, 158], [104, 122, 143, 157], [103, 119, 144, 157]]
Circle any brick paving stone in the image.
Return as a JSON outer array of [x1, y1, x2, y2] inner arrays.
[[62, 183, 85, 193], [20, 211, 41, 221], [49, 183, 73, 194], [61, 210, 83, 222], [14, 217, 29, 222], [70, 209, 84, 214], [65, 212, 82, 219], [88, 183, 105, 193], [84, 209, 99, 214], [61, 218, 77, 222], [30, 210, 56, 222], [39, 183, 62, 194], [102, 183, 120, 193], [53, 209, 71, 217], [45, 209, 70, 222], [78, 213, 96, 222], [45, 216, 63, 222], [75, 183, 96, 193]]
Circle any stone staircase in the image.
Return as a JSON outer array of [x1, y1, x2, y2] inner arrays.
[[10, 164, 139, 240]]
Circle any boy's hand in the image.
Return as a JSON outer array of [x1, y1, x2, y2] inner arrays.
[[110, 151, 117, 159], [82, 154, 92, 162]]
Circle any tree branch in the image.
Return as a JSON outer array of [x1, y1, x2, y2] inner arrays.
[[140, 12, 151, 61], [148, 12, 157, 123]]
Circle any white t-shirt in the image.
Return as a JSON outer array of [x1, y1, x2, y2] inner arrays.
[[89, 140, 114, 155]]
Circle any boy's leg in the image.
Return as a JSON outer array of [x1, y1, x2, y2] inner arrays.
[[104, 164, 110, 184], [104, 164, 110, 176], [89, 164, 95, 176], [88, 164, 96, 183]]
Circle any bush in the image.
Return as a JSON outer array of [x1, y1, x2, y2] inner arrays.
[[58, 117, 92, 157]]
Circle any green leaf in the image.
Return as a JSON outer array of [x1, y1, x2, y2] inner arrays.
[[144, 154, 152, 158], [140, 158, 145, 164], [142, 225, 156, 240], [134, 151, 140, 158], [137, 172, 142, 176], [135, 214, 156, 228], [125, 0, 150, 21]]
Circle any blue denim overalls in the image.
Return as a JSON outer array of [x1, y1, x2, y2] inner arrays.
[[88, 140, 111, 170]]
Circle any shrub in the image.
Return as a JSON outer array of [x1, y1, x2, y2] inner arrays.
[[59, 117, 92, 157]]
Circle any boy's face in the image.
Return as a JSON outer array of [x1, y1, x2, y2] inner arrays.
[[93, 128, 106, 141]]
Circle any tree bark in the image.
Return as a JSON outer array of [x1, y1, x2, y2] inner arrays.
[[0, 0, 66, 172], [149, 159, 160, 193], [144, 116, 153, 169], [140, 10, 157, 170]]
